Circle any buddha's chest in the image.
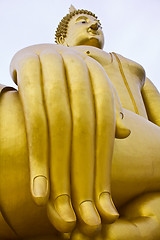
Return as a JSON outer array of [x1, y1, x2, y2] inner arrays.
[[102, 53, 148, 118], [73, 46, 148, 118]]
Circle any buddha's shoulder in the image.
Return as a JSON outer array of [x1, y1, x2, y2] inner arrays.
[[71, 46, 146, 83], [72, 46, 145, 74], [113, 53, 146, 81]]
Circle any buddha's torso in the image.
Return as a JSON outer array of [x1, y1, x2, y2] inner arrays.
[[73, 46, 148, 119]]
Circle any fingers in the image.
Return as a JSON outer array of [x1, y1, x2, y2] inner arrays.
[[84, 57, 119, 223], [62, 52, 101, 235], [16, 53, 49, 205], [12, 47, 127, 235], [39, 50, 76, 232]]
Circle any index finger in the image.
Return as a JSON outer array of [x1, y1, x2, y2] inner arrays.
[[12, 52, 49, 206]]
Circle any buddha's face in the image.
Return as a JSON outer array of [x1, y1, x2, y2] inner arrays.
[[62, 14, 104, 49]]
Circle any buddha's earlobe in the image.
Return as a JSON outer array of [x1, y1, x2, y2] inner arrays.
[[59, 36, 70, 47]]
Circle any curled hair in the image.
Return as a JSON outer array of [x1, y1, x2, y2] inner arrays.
[[55, 9, 99, 44]]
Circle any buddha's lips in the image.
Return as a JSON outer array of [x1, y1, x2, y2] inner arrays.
[[87, 28, 99, 35]]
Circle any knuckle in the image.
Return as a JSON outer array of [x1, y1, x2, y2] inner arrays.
[[20, 55, 39, 68], [63, 51, 86, 68], [40, 49, 61, 62]]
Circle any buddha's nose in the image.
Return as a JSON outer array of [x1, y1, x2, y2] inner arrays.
[[90, 22, 99, 30]]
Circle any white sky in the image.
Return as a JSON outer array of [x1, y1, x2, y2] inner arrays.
[[0, 0, 160, 90]]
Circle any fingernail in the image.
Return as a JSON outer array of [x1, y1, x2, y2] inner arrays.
[[79, 201, 101, 234], [47, 196, 76, 233], [99, 192, 119, 223], [54, 195, 76, 223], [33, 175, 48, 198]]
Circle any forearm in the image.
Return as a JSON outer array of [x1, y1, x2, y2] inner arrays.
[[142, 77, 160, 126]]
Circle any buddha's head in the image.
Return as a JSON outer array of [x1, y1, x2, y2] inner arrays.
[[55, 5, 104, 49]]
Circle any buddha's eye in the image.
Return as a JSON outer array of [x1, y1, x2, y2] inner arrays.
[[81, 20, 87, 24]]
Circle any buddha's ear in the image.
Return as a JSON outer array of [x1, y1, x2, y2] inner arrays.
[[58, 36, 65, 45]]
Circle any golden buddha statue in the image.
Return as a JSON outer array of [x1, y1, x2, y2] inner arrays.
[[0, 5, 160, 240]]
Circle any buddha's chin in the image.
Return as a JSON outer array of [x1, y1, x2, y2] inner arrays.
[[81, 38, 102, 49]]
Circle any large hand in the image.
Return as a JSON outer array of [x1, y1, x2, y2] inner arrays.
[[71, 192, 160, 240], [10, 44, 130, 236]]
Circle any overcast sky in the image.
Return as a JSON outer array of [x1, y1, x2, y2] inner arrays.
[[0, 0, 160, 91]]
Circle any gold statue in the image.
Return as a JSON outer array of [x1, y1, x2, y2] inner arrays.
[[0, 6, 160, 240]]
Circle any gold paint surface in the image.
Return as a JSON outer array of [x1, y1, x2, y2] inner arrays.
[[0, 7, 160, 240]]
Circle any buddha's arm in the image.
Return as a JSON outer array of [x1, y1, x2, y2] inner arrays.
[[142, 77, 160, 126], [0, 212, 17, 239], [0, 86, 20, 239], [0, 87, 18, 239]]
